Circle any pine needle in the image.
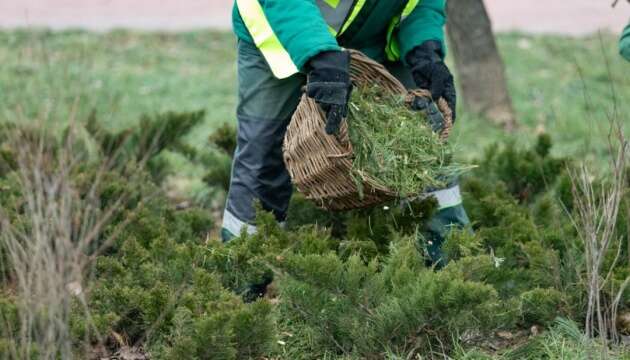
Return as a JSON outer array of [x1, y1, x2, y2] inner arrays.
[[347, 85, 469, 197]]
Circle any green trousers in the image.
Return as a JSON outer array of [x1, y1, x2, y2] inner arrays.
[[222, 40, 469, 266]]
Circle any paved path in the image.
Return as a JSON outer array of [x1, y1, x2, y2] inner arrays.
[[0, 0, 628, 35], [0, 0, 232, 31]]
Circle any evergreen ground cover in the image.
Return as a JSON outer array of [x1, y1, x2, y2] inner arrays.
[[0, 29, 629, 359], [0, 115, 629, 358]]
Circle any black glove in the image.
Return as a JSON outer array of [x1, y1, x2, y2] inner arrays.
[[305, 50, 352, 135], [407, 40, 456, 122], [409, 95, 447, 134]]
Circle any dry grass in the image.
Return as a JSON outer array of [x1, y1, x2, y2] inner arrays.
[[567, 120, 630, 345], [0, 118, 152, 359], [564, 39, 630, 348]]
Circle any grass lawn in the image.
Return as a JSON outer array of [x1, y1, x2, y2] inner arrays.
[[1, 29, 628, 169], [0, 30, 236, 149]]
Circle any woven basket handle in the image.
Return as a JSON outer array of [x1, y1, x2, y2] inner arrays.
[[405, 89, 453, 141]]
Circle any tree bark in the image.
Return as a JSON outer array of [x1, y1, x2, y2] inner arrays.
[[446, 0, 517, 131]]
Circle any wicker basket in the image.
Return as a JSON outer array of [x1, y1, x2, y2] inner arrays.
[[283, 50, 452, 211]]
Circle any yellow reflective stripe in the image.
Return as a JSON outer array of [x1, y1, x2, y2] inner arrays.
[[385, 42, 400, 61], [338, 0, 366, 36], [385, 18, 401, 61], [328, 25, 338, 36], [385, 0, 421, 61], [236, 0, 299, 79], [323, 0, 341, 8], [402, 0, 420, 18]]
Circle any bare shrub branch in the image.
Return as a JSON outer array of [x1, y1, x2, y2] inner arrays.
[[0, 119, 157, 359], [568, 121, 629, 344]]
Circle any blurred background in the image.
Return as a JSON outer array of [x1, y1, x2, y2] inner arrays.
[[1, 3, 630, 359], [0, 0, 628, 34]]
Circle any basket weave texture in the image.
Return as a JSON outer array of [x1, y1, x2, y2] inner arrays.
[[283, 50, 452, 211]]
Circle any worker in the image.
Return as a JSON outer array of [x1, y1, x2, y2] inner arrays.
[[621, 21, 630, 61], [223, 0, 469, 269]]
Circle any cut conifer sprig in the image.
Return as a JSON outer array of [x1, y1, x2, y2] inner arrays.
[[347, 85, 470, 197]]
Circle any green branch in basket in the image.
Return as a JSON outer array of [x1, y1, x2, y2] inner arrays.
[[347, 85, 471, 197]]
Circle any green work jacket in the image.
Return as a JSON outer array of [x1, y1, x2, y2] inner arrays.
[[232, 0, 446, 72]]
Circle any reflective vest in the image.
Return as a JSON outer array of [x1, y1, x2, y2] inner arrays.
[[236, 0, 421, 79]]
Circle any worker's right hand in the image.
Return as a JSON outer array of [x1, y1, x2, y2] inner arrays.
[[407, 41, 456, 122], [305, 50, 353, 135], [409, 95, 448, 135]]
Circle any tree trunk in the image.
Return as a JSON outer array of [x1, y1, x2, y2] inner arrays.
[[446, 0, 517, 131]]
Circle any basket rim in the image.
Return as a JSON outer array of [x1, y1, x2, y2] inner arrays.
[[283, 49, 454, 210]]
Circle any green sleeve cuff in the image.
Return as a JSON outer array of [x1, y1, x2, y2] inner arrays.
[[398, 0, 446, 65], [232, 0, 340, 71], [293, 45, 343, 72]]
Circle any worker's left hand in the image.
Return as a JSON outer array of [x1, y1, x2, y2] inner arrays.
[[305, 50, 353, 135], [407, 40, 457, 122]]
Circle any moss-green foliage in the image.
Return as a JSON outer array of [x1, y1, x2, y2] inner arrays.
[[0, 143, 16, 178], [0, 297, 19, 343], [65, 166, 275, 358], [85, 109, 205, 182], [442, 228, 484, 261], [519, 288, 566, 326], [1, 115, 628, 359], [454, 137, 575, 298], [80, 148, 274, 358], [199, 126, 235, 194], [474, 135, 567, 203], [212, 213, 515, 359], [286, 194, 346, 234], [0, 119, 276, 359], [208, 122, 237, 156], [160, 299, 274, 360], [279, 245, 513, 358], [102, 132, 627, 357], [348, 86, 466, 196]]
